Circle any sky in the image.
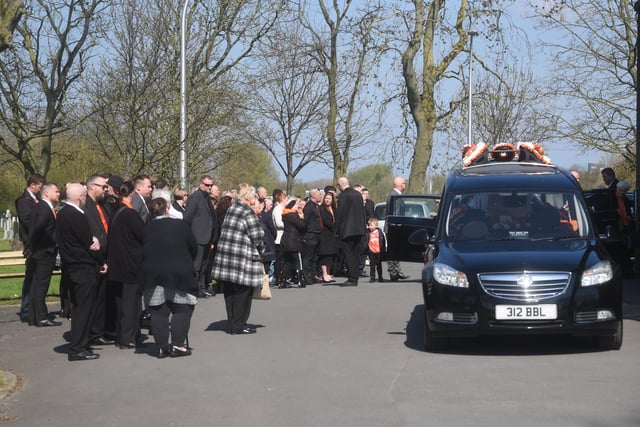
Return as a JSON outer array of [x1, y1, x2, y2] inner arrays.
[[289, 2, 613, 184]]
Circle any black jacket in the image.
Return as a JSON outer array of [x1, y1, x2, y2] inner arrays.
[[56, 204, 103, 266], [15, 189, 39, 244], [143, 217, 198, 294], [107, 207, 144, 283], [281, 210, 306, 253], [26, 201, 57, 260]]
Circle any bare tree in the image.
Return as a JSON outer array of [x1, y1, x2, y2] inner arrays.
[[245, 21, 328, 194], [0, 0, 22, 52], [532, 0, 636, 165], [464, 60, 558, 148], [391, 0, 507, 193], [0, 0, 102, 181], [80, 0, 285, 184], [302, 0, 385, 182]]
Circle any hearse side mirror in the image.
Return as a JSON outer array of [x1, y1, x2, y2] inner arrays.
[[408, 228, 434, 246]]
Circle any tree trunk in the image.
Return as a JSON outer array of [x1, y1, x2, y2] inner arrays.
[[0, 0, 22, 52]]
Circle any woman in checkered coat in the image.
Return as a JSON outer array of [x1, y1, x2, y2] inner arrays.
[[211, 184, 265, 335]]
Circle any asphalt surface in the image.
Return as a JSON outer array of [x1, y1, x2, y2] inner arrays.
[[0, 263, 639, 427]]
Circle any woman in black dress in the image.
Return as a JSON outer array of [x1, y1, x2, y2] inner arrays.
[[318, 192, 337, 283]]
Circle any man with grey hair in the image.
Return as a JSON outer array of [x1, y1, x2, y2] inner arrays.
[[386, 176, 410, 281], [301, 188, 323, 286], [57, 183, 106, 361]]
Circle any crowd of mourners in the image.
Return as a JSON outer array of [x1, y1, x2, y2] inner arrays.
[[14, 172, 410, 361]]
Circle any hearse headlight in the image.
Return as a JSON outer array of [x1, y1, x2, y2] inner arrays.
[[433, 263, 469, 288], [581, 260, 613, 287]]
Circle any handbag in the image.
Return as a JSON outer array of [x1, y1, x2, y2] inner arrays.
[[253, 270, 272, 300]]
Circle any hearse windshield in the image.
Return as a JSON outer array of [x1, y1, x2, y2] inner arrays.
[[445, 191, 590, 241]]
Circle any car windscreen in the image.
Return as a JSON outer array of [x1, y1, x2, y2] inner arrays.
[[444, 191, 591, 241]]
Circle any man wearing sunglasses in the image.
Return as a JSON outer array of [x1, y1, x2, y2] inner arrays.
[[184, 175, 219, 298], [84, 174, 115, 346]]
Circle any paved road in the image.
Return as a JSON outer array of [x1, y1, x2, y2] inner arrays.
[[0, 263, 639, 427]]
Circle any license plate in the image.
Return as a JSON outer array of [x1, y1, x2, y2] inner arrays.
[[495, 304, 557, 320]]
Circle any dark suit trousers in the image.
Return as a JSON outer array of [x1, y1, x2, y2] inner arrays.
[[19, 257, 36, 319], [302, 233, 320, 284], [341, 236, 362, 283], [194, 244, 211, 292], [221, 281, 253, 333], [28, 256, 55, 323], [89, 273, 108, 341], [111, 281, 141, 346], [67, 264, 98, 354]]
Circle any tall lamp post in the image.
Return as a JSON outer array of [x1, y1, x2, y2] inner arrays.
[[468, 31, 478, 147], [179, 0, 190, 189]]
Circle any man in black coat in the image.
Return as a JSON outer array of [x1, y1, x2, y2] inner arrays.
[[15, 173, 45, 322], [385, 176, 410, 281], [302, 188, 323, 286], [26, 183, 61, 327], [57, 183, 106, 361], [183, 175, 218, 298], [84, 175, 114, 345], [335, 177, 366, 286]]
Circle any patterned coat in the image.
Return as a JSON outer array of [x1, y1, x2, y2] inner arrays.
[[211, 201, 265, 288]]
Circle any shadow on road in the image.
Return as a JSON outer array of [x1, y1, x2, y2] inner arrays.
[[404, 304, 607, 356]]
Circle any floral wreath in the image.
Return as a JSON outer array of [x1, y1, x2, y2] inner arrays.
[[462, 141, 552, 167]]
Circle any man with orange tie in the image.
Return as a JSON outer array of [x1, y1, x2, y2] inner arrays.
[[26, 183, 61, 326], [84, 175, 115, 345]]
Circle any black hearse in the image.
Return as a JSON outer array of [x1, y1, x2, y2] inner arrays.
[[395, 142, 623, 351]]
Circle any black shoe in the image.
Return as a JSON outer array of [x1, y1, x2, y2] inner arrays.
[[378, 278, 385, 282], [90, 337, 115, 345], [198, 291, 210, 298], [170, 346, 192, 357], [341, 281, 358, 287], [118, 342, 135, 349], [370, 277, 375, 283], [68, 350, 99, 361], [397, 273, 411, 280], [389, 275, 399, 281], [157, 346, 172, 359], [36, 319, 62, 327]]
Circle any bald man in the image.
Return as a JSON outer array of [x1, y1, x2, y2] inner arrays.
[[57, 183, 106, 361], [385, 177, 410, 281]]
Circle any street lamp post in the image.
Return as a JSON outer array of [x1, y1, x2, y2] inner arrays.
[[179, 0, 190, 190], [468, 31, 478, 147]]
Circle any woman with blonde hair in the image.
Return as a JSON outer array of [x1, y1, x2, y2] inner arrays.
[[211, 184, 265, 334]]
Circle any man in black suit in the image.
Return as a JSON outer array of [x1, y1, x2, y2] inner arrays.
[[131, 174, 153, 224], [385, 176, 410, 281], [15, 173, 45, 322], [83, 175, 115, 346], [26, 183, 61, 327], [183, 175, 218, 298], [57, 183, 106, 361], [335, 177, 366, 286]]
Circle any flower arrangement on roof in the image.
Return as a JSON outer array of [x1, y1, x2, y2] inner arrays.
[[462, 141, 552, 168]]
